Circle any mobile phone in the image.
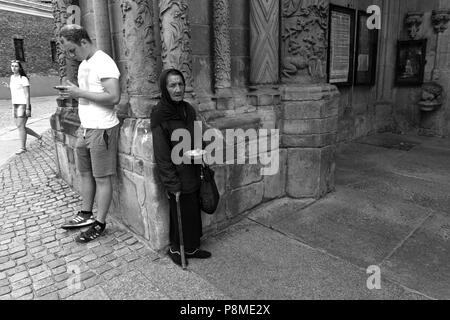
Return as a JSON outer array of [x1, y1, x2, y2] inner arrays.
[[54, 85, 68, 90]]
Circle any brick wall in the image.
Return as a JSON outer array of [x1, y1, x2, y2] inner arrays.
[[0, 10, 58, 77]]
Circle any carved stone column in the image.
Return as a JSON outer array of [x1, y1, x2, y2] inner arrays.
[[52, 0, 80, 85], [159, 0, 194, 93], [420, 8, 450, 137], [249, 0, 279, 85], [51, 0, 81, 184], [121, 0, 159, 117], [213, 0, 231, 92], [247, 0, 280, 112], [280, 0, 339, 199], [92, 0, 113, 56]]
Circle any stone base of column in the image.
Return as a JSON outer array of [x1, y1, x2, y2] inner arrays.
[[50, 96, 81, 192], [281, 84, 340, 199], [419, 108, 447, 137], [247, 87, 281, 107]]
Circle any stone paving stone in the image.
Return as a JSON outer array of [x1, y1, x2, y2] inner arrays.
[[0, 260, 15, 272], [58, 284, 86, 300], [94, 263, 113, 275], [11, 286, 32, 299], [66, 285, 110, 300], [35, 292, 59, 300], [17, 293, 35, 300], [10, 271, 29, 283], [31, 270, 52, 282], [33, 277, 55, 292]]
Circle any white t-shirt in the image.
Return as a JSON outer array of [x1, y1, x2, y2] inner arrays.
[[10, 75, 30, 105], [77, 50, 120, 129]]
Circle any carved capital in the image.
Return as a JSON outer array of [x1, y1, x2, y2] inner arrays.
[[432, 9, 450, 33], [404, 12, 423, 39]]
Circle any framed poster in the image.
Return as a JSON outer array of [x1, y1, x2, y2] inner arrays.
[[395, 39, 427, 86], [327, 4, 356, 86], [354, 10, 379, 85]]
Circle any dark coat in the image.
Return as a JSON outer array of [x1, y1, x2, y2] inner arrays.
[[151, 69, 201, 194]]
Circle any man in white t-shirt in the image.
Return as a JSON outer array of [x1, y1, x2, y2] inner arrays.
[[59, 24, 121, 243]]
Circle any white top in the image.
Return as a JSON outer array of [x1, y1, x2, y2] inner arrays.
[[77, 50, 120, 129], [10, 75, 30, 105]]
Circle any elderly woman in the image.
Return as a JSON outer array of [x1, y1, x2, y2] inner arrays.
[[151, 68, 211, 266]]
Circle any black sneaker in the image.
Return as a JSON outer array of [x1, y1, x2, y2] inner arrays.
[[168, 248, 188, 267], [75, 222, 105, 243], [61, 211, 95, 229], [186, 249, 211, 259]]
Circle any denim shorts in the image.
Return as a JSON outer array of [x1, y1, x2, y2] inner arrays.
[[75, 124, 120, 178]]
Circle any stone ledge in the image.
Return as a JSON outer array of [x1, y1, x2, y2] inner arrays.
[[282, 133, 337, 148], [208, 114, 261, 131], [283, 117, 338, 135], [281, 84, 340, 102]]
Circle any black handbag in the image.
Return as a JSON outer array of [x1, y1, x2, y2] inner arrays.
[[199, 164, 220, 214]]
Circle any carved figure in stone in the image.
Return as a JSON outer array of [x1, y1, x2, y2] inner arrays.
[[159, 0, 192, 88], [419, 71, 443, 111], [281, 0, 328, 83], [404, 12, 423, 39], [431, 9, 450, 33]]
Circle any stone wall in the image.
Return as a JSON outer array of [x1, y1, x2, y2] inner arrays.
[[52, 0, 339, 252], [0, 10, 58, 77], [332, 0, 450, 140]]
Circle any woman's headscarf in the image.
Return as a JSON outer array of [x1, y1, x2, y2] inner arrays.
[[150, 68, 195, 129]]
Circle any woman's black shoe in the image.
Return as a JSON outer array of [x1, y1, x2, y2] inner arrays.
[[186, 249, 211, 259], [168, 248, 188, 266]]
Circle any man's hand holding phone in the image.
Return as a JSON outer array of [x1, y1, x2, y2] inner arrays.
[[54, 80, 82, 99]]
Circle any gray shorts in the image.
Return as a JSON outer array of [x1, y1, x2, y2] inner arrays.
[[75, 124, 120, 178]]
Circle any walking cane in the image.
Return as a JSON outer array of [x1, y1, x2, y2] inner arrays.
[[176, 194, 187, 270]]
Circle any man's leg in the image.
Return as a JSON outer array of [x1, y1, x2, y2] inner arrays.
[[61, 135, 96, 230], [94, 175, 113, 224], [75, 126, 119, 243], [80, 171, 96, 212]]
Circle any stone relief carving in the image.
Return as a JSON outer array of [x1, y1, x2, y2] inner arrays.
[[159, 0, 193, 90], [404, 12, 423, 39], [213, 0, 231, 90], [431, 9, 450, 33], [250, 0, 279, 85], [121, 0, 159, 97], [281, 0, 328, 84]]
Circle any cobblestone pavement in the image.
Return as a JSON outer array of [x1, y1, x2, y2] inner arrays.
[[0, 96, 58, 134], [0, 132, 227, 300]]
